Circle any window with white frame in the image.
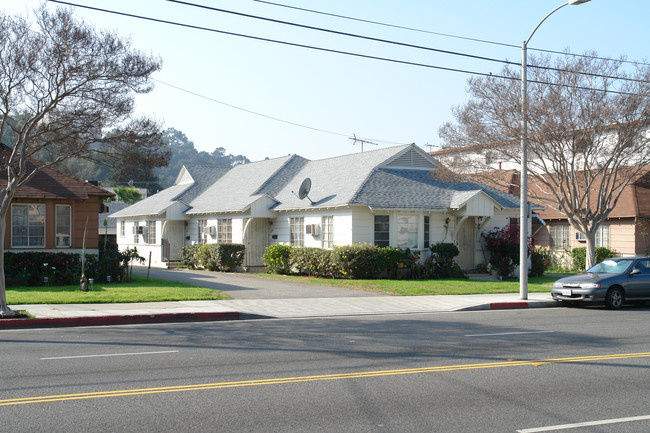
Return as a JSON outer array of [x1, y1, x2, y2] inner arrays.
[[55, 205, 71, 247], [397, 215, 418, 249], [146, 220, 156, 244], [218, 219, 232, 243], [322, 216, 333, 249], [133, 222, 140, 244], [120, 221, 125, 238], [12, 204, 45, 248], [374, 215, 389, 247], [595, 224, 610, 248], [549, 224, 570, 250], [198, 219, 208, 244], [290, 217, 304, 247]]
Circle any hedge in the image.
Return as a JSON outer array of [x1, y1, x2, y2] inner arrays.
[[571, 247, 615, 271], [262, 244, 292, 274], [180, 243, 245, 271], [4, 242, 134, 286], [261, 244, 457, 280], [289, 247, 338, 277]]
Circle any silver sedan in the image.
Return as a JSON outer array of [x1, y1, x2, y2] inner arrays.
[[551, 257, 650, 309]]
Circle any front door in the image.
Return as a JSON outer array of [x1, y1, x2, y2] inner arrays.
[[456, 217, 476, 270], [163, 221, 185, 262], [245, 219, 269, 267]]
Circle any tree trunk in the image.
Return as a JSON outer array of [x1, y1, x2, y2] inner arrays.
[[585, 231, 597, 270], [0, 218, 17, 317]]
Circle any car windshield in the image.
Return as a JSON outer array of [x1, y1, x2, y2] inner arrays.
[[587, 259, 633, 274]]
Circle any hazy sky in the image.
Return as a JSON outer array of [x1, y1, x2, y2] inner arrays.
[[3, 0, 649, 162]]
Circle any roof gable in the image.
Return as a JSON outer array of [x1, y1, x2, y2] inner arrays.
[[382, 146, 438, 170]]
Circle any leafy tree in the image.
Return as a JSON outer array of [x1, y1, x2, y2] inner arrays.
[[0, 6, 165, 316], [155, 128, 250, 188], [439, 52, 650, 269], [113, 186, 142, 204]]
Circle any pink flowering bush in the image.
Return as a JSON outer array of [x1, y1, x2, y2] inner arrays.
[[482, 222, 534, 277]]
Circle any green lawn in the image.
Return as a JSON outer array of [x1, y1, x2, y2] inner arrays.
[[6, 276, 231, 305], [6, 273, 560, 305], [251, 273, 557, 296]]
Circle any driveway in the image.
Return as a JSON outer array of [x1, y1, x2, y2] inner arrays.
[[131, 266, 383, 299]]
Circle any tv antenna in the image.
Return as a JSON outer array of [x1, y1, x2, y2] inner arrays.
[[349, 134, 378, 152], [292, 178, 313, 204]]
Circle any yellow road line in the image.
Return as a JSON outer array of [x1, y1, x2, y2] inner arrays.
[[2, 352, 649, 407]]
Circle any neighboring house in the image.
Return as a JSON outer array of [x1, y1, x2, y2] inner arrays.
[[532, 168, 650, 265], [112, 144, 521, 270], [431, 143, 650, 263], [98, 202, 131, 246], [1, 165, 114, 255]]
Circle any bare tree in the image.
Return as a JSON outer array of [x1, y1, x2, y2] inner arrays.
[[439, 52, 650, 270], [0, 6, 168, 316]]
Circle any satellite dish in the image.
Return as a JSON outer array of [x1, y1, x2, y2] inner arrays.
[[298, 178, 311, 200], [292, 178, 314, 204]]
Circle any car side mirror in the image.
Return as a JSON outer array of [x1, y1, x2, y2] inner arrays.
[[630, 268, 642, 275]]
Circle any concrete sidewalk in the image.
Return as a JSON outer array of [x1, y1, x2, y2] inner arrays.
[[2, 267, 558, 328]]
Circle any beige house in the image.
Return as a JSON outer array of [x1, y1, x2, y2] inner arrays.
[[532, 169, 650, 266]]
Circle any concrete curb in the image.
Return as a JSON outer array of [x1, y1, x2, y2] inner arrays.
[[460, 300, 558, 311], [1, 298, 559, 329], [0, 311, 239, 329]]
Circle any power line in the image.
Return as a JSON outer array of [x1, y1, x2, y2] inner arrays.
[[166, 0, 521, 69], [252, 0, 521, 49], [47, 0, 645, 96], [168, 0, 649, 86], [153, 79, 410, 145], [252, 0, 650, 69], [48, 0, 512, 79]]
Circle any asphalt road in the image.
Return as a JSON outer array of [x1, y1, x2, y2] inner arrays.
[[1, 307, 649, 432]]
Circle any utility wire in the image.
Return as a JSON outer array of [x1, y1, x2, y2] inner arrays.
[[253, 0, 522, 49], [169, 0, 648, 85], [252, 0, 650, 69], [47, 0, 643, 96], [153, 79, 410, 145], [48, 0, 511, 79], [166, 0, 520, 68]]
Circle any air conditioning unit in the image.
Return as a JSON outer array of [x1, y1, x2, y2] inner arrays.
[[208, 226, 217, 237], [305, 224, 319, 236]]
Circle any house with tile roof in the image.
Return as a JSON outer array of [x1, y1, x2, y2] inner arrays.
[[530, 168, 650, 264], [1, 164, 114, 254], [431, 141, 650, 264], [111, 144, 521, 269]]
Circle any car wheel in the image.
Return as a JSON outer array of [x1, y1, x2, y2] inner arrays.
[[605, 287, 624, 309]]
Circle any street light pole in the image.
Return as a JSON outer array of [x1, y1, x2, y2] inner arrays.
[[519, 0, 591, 300]]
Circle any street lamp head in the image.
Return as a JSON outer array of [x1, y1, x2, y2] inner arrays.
[[568, 0, 591, 5]]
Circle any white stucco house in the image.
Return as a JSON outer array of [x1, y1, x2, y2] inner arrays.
[[111, 144, 522, 270]]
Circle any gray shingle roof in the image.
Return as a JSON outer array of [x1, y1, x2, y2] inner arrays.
[[111, 144, 519, 218], [350, 169, 518, 210], [178, 165, 231, 204], [273, 145, 418, 210], [186, 155, 296, 214], [110, 182, 193, 218]]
